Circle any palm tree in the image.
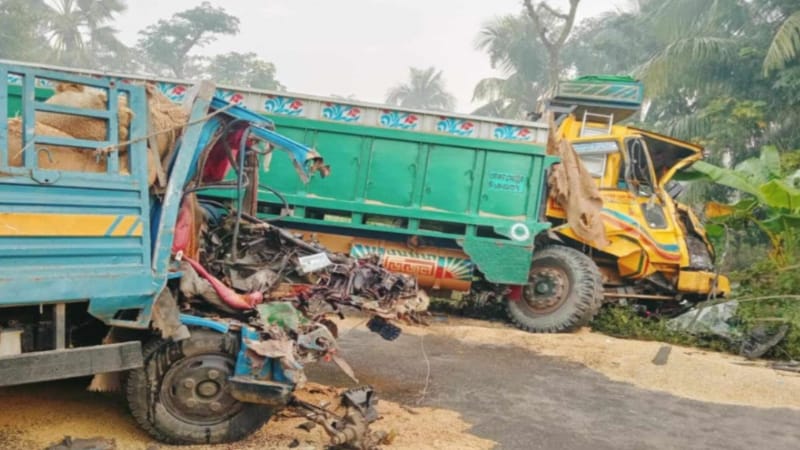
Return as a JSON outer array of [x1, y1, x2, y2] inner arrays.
[[471, 14, 548, 119], [385, 67, 456, 111], [45, 0, 127, 68], [634, 0, 751, 97], [763, 10, 800, 74], [635, 0, 800, 92]]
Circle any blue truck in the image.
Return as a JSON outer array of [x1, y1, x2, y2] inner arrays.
[[0, 62, 333, 444]]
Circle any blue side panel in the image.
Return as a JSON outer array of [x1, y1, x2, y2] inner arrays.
[[0, 65, 155, 310]]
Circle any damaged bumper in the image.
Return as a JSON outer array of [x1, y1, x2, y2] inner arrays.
[[677, 270, 731, 297]]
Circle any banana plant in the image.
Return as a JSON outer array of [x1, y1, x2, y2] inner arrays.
[[681, 146, 800, 259]]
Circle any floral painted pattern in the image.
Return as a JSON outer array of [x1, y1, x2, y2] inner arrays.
[[436, 117, 475, 137], [264, 96, 303, 116], [322, 103, 361, 122], [493, 125, 534, 141], [379, 110, 419, 130], [157, 83, 188, 103], [216, 89, 245, 105]]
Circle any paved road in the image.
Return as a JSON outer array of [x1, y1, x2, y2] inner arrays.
[[308, 329, 800, 450]]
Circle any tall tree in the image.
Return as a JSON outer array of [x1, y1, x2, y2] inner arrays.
[[137, 1, 239, 78], [385, 67, 456, 111], [44, 0, 127, 68], [205, 52, 284, 91], [523, 0, 581, 88], [564, 1, 659, 76], [472, 14, 549, 118]]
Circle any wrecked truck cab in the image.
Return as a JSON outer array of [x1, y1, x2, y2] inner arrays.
[[547, 93, 731, 304]]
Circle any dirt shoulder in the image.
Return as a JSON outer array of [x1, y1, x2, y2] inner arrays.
[[0, 379, 494, 450]]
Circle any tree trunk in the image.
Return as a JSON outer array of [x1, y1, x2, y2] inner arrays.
[[548, 53, 561, 90]]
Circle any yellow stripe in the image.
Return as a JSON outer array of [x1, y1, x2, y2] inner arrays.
[[0, 212, 139, 237], [112, 216, 138, 237]]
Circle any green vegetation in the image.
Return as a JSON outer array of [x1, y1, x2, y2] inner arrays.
[[591, 307, 711, 349], [733, 234, 800, 359], [136, 1, 239, 78]]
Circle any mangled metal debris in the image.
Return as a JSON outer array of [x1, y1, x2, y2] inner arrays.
[[169, 207, 429, 448]]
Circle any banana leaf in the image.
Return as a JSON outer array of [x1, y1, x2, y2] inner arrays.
[[759, 179, 800, 211], [691, 161, 763, 199]]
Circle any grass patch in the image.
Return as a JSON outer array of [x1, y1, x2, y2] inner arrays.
[[591, 306, 733, 353], [730, 251, 800, 360]]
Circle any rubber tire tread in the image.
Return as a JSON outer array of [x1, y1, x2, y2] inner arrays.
[[125, 329, 275, 445], [507, 246, 603, 333]]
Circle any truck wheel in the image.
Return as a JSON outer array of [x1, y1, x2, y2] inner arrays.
[[125, 329, 276, 445], [507, 246, 603, 333]]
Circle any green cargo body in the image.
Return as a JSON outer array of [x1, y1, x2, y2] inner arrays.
[[258, 115, 557, 285]]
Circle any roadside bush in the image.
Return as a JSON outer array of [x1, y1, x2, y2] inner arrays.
[[733, 232, 800, 359]]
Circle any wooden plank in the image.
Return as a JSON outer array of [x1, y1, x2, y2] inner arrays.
[[0, 341, 143, 387]]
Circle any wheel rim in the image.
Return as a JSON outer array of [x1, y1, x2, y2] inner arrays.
[[522, 265, 570, 315], [160, 353, 243, 425]]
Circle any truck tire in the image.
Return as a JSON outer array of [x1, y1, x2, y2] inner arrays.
[[507, 246, 603, 333], [125, 329, 276, 445]]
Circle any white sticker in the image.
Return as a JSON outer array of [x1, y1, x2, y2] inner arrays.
[[510, 223, 531, 242], [297, 252, 333, 274]]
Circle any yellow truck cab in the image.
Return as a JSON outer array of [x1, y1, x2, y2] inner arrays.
[[546, 112, 730, 305]]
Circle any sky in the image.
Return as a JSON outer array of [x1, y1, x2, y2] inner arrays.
[[117, 0, 630, 113]]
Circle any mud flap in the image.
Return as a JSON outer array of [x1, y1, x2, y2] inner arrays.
[[228, 377, 293, 406]]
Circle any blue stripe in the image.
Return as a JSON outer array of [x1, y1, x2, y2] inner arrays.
[[105, 215, 125, 236], [125, 217, 141, 236]]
